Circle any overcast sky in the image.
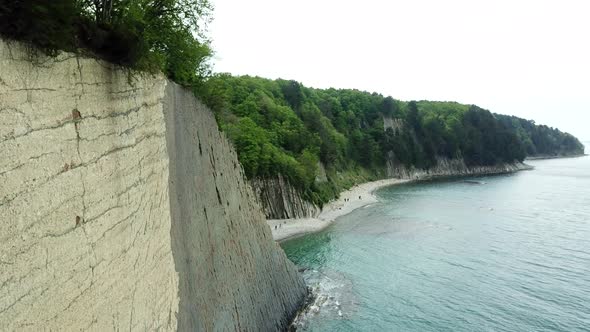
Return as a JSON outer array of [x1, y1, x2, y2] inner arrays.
[[209, 0, 589, 141]]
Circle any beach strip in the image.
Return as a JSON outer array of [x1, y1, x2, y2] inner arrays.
[[267, 178, 409, 242]]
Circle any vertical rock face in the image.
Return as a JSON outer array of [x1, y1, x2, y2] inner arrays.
[[382, 115, 404, 133], [249, 162, 328, 220], [250, 175, 320, 219], [165, 84, 306, 331], [386, 156, 531, 180], [0, 40, 306, 331]]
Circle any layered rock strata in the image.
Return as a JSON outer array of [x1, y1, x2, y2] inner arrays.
[[250, 175, 320, 220], [0, 40, 306, 331]]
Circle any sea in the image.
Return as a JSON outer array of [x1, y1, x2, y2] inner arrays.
[[283, 145, 590, 331]]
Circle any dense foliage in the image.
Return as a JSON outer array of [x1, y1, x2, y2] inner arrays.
[[496, 114, 584, 157], [200, 75, 584, 206], [0, 0, 212, 86]]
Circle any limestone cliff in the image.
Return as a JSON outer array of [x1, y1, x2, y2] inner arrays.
[[250, 176, 320, 220], [383, 115, 404, 133], [0, 40, 306, 331], [250, 161, 328, 220], [386, 155, 531, 180]]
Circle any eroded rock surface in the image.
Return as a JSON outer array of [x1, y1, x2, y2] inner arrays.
[[386, 155, 531, 180], [165, 84, 306, 331], [250, 175, 320, 220], [0, 40, 306, 331]]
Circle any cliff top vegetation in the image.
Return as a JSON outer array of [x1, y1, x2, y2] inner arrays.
[[0, 0, 212, 87]]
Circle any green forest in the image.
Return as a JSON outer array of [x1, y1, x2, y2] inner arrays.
[[200, 75, 584, 206], [1, 1, 584, 207]]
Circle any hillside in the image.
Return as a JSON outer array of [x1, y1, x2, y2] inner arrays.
[[199, 75, 584, 217]]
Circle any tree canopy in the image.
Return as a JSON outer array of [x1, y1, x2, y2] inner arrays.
[[0, 0, 212, 86], [200, 75, 584, 206]]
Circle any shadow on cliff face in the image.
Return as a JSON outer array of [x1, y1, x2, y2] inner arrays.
[[163, 83, 307, 331], [164, 81, 200, 330]]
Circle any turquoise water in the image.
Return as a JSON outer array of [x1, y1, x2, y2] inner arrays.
[[283, 155, 590, 331]]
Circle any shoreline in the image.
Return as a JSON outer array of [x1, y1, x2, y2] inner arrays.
[[525, 154, 587, 161], [267, 162, 533, 242], [267, 178, 410, 242]]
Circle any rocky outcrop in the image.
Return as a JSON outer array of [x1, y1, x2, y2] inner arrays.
[[383, 115, 404, 133], [386, 155, 531, 180], [250, 175, 320, 219], [0, 40, 306, 331], [315, 161, 328, 183], [250, 162, 327, 220]]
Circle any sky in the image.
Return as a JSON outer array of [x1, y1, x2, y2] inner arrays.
[[208, 0, 589, 141]]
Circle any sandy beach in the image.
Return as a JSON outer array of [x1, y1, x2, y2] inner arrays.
[[267, 178, 410, 242]]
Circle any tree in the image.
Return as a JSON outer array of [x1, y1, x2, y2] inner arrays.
[[279, 80, 304, 110], [1, 0, 213, 86], [381, 96, 399, 117]]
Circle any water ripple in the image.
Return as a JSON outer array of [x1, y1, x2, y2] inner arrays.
[[283, 157, 590, 331]]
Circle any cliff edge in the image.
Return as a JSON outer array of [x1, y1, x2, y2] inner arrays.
[[0, 40, 306, 330]]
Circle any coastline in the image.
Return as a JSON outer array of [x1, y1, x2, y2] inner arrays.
[[525, 154, 587, 161], [267, 162, 533, 242], [267, 178, 410, 242]]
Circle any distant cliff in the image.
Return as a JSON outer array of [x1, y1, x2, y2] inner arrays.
[[385, 156, 531, 180], [0, 40, 306, 330]]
